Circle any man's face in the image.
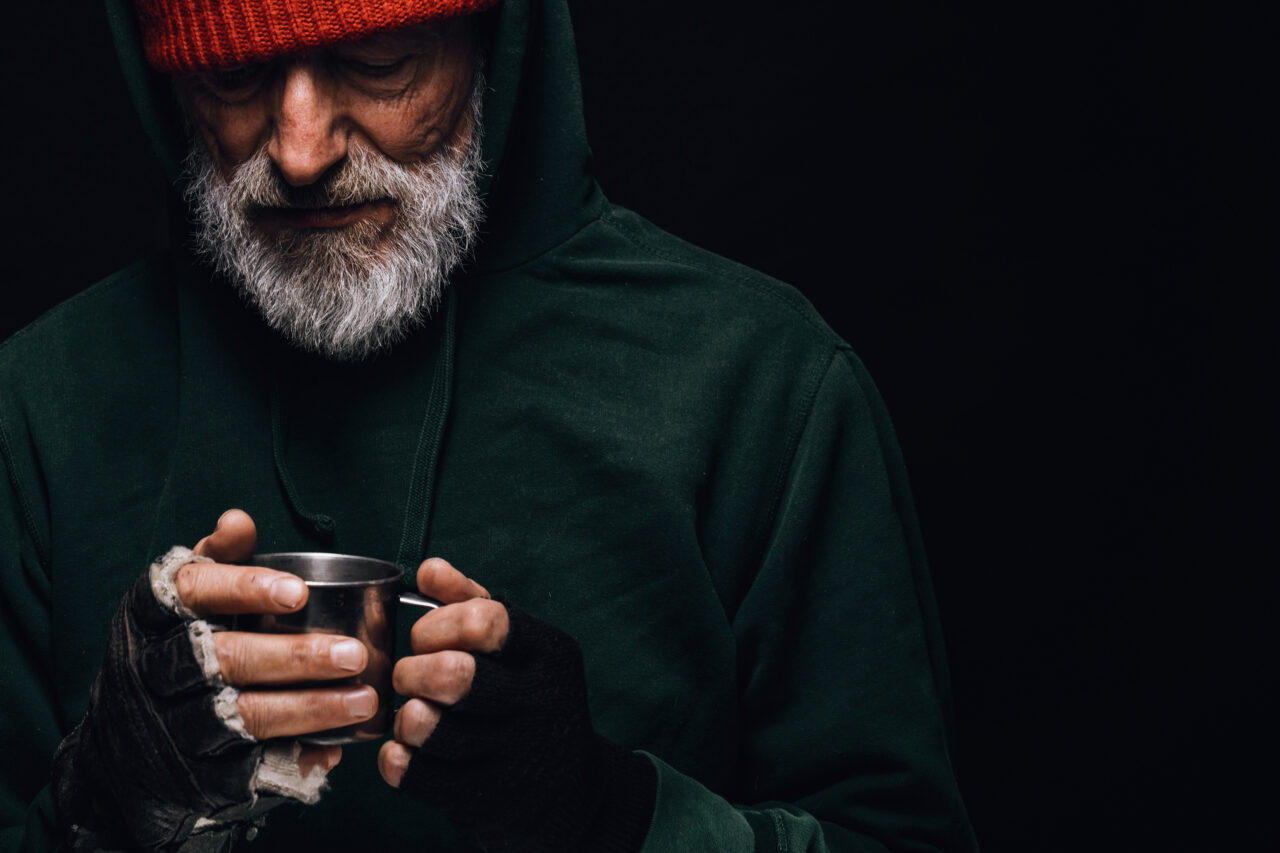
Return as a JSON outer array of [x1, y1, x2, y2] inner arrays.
[[176, 18, 483, 361]]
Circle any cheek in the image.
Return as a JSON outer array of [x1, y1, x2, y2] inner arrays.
[[358, 61, 474, 163], [191, 102, 272, 171]]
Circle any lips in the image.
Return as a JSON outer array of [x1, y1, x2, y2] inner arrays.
[[253, 199, 394, 230]]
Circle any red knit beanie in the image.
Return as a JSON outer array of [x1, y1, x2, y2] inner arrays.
[[134, 0, 501, 73]]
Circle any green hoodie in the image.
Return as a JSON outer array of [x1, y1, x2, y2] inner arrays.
[[0, 1, 977, 850]]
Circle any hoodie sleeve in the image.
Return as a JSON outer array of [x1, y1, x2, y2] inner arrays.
[[638, 349, 979, 853], [0, 413, 63, 852]]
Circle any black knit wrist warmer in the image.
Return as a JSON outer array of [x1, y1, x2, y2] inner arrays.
[[399, 600, 657, 853], [51, 565, 274, 851]]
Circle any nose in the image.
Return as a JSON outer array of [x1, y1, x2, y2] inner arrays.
[[267, 63, 347, 186]]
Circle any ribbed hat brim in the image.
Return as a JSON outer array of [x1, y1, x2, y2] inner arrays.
[[134, 0, 501, 73]]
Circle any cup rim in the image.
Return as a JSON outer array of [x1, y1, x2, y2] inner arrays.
[[250, 552, 404, 588]]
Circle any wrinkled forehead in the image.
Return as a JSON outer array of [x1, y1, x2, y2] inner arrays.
[[133, 0, 500, 73]]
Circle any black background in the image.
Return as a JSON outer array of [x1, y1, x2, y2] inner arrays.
[[1, 2, 1269, 850]]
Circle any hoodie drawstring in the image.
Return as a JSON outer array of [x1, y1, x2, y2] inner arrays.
[[394, 288, 457, 574], [271, 387, 337, 541], [269, 286, 458, 566]]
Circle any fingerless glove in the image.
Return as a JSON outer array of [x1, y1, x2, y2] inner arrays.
[[400, 600, 657, 853], [52, 548, 288, 851]]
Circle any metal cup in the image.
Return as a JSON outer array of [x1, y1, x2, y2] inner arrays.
[[235, 552, 438, 745]]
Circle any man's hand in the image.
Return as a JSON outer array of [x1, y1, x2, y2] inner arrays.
[[377, 557, 502, 784], [378, 559, 656, 853], [187, 510, 377, 763], [51, 509, 376, 851]]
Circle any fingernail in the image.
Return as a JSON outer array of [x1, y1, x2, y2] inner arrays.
[[330, 640, 365, 672], [344, 689, 377, 718], [271, 578, 306, 608]]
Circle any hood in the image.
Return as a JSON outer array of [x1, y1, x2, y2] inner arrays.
[[103, 0, 604, 273], [100, 0, 608, 564]]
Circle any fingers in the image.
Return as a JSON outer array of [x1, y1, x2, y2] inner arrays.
[[378, 560, 497, 790], [236, 685, 377, 740], [193, 509, 258, 563], [378, 740, 413, 788], [379, 699, 450, 789], [394, 563, 502, 746], [393, 698, 442, 748], [416, 558, 490, 604], [176, 562, 308, 616], [377, 703, 439, 787], [213, 632, 367, 686], [401, 563, 502, 705], [410, 597, 509, 655], [298, 745, 342, 777], [393, 651, 476, 706], [183, 511, 303, 616]]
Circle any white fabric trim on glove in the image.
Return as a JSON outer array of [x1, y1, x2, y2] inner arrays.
[[147, 545, 329, 804], [149, 546, 253, 739], [254, 741, 329, 805], [149, 545, 208, 620]]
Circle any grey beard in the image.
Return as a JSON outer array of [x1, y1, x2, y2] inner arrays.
[[183, 90, 484, 362]]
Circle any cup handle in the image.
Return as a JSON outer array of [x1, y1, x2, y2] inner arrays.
[[399, 592, 442, 610]]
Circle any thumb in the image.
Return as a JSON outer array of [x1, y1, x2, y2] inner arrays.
[[192, 509, 258, 563]]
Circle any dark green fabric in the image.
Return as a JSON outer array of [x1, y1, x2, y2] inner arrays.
[[0, 1, 977, 850]]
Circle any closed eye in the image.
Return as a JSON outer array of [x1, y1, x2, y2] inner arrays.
[[201, 64, 270, 96], [338, 56, 412, 78]]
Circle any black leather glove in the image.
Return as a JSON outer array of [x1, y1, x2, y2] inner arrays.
[[399, 600, 657, 853], [52, 548, 285, 852]]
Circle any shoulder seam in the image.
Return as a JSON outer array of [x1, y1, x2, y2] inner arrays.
[[0, 257, 158, 358], [600, 207, 838, 343], [771, 810, 789, 853], [471, 195, 611, 277]]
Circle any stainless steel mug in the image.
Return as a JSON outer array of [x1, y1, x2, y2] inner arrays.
[[236, 552, 439, 745]]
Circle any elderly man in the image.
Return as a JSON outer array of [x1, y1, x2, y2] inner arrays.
[[0, 1, 978, 851]]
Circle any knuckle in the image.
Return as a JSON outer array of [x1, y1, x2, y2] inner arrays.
[[236, 693, 266, 738], [458, 603, 490, 644], [215, 634, 248, 683], [175, 562, 204, 604], [291, 637, 319, 671], [302, 689, 334, 715], [439, 651, 475, 694], [292, 688, 345, 728]]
